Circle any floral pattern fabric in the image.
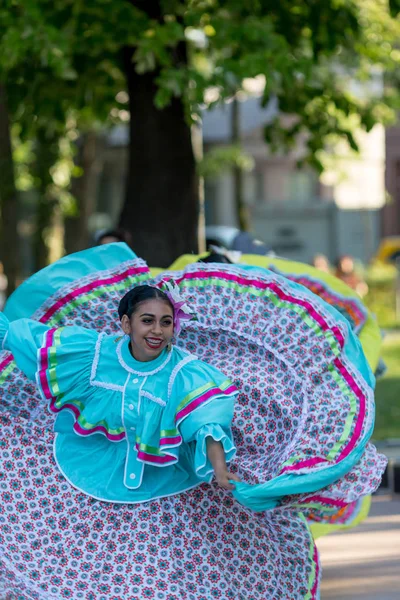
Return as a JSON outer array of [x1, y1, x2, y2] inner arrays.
[[0, 249, 385, 599]]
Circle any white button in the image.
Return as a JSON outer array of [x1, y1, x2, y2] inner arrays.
[[129, 473, 136, 480], [133, 378, 139, 384], [129, 404, 134, 410], [130, 426, 135, 431]]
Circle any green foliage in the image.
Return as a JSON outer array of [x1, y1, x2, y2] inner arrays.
[[389, 0, 400, 16], [197, 144, 254, 178], [0, 0, 141, 265], [364, 263, 398, 329], [375, 333, 400, 440], [0, 0, 400, 263], [364, 270, 400, 440], [365, 284, 398, 330], [2, 0, 400, 167], [1, 0, 399, 173]]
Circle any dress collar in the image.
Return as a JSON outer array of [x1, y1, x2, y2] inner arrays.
[[116, 335, 173, 376]]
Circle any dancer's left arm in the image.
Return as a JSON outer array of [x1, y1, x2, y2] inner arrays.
[[206, 437, 241, 490], [170, 360, 241, 490]]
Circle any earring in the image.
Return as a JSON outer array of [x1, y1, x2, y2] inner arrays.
[[167, 336, 176, 352]]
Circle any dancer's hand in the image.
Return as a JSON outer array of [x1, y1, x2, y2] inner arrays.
[[206, 438, 241, 490], [215, 469, 241, 491]]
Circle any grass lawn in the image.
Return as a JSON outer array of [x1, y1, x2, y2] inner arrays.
[[373, 331, 400, 441]]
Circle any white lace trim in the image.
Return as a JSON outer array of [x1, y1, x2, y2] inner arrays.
[[90, 332, 124, 392], [159, 263, 376, 459], [1, 330, 8, 351], [141, 390, 166, 408], [116, 336, 173, 376], [167, 354, 197, 400], [52, 438, 206, 504], [268, 263, 369, 333], [90, 332, 104, 381], [90, 379, 125, 393], [32, 257, 148, 323], [188, 320, 310, 465]]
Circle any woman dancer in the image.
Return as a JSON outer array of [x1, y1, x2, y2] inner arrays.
[[0, 282, 239, 504], [0, 242, 385, 599]]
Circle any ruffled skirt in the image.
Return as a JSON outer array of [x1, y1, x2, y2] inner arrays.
[[0, 243, 386, 599]]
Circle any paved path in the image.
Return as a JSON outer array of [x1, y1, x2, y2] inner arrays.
[[317, 495, 400, 600]]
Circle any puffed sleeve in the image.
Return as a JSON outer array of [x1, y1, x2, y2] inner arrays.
[[171, 359, 237, 480], [192, 422, 237, 478], [0, 312, 98, 411], [1, 313, 62, 381]]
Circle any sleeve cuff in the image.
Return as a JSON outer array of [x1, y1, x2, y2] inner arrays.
[[194, 423, 236, 480]]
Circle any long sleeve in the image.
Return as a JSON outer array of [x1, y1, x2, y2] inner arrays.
[[170, 359, 238, 480], [0, 312, 98, 404], [0, 313, 126, 442], [1, 313, 51, 381], [192, 421, 236, 479]]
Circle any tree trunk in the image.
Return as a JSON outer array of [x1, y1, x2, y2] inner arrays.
[[120, 39, 199, 266], [32, 129, 59, 271], [192, 125, 206, 254], [65, 131, 103, 254], [33, 194, 52, 271], [232, 97, 250, 231], [0, 83, 19, 295]]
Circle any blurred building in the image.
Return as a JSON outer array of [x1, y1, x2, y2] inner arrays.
[[202, 96, 385, 264], [91, 95, 385, 265], [383, 125, 400, 237]]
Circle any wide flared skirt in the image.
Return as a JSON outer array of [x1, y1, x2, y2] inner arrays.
[[0, 243, 386, 599]]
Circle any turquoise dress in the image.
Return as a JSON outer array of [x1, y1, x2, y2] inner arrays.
[[0, 315, 237, 503], [0, 244, 386, 600]]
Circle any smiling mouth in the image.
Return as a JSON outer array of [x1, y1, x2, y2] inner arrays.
[[145, 338, 164, 349]]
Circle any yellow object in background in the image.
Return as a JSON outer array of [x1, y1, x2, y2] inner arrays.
[[165, 253, 382, 374], [374, 236, 400, 264], [157, 253, 382, 539], [149, 267, 164, 277]]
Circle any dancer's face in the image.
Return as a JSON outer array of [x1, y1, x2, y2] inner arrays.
[[121, 299, 174, 362]]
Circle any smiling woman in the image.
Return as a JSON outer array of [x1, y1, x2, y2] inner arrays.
[[119, 287, 175, 361], [0, 274, 239, 504], [0, 242, 386, 600]]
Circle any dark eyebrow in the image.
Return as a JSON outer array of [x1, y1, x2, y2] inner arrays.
[[139, 313, 172, 318]]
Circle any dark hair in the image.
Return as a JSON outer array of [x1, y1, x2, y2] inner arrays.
[[118, 285, 173, 320], [198, 252, 232, 264], [94, 228, 132, 245]]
